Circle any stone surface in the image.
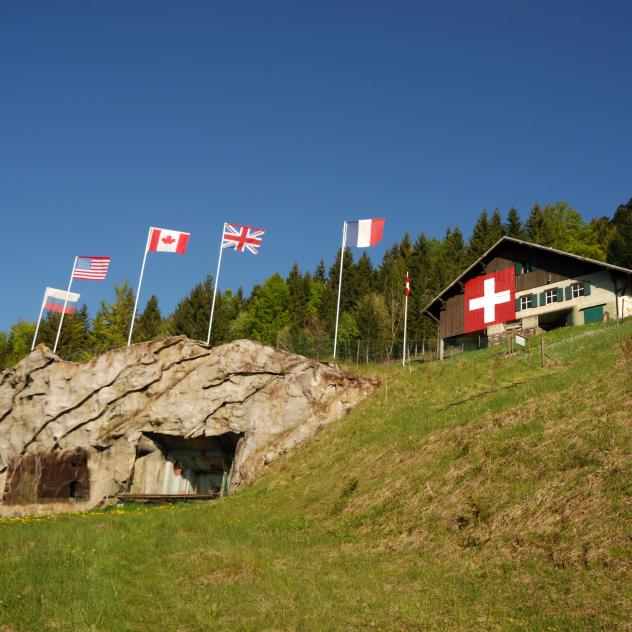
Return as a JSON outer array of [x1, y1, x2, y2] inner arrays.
[[0, 337, 376, 516]]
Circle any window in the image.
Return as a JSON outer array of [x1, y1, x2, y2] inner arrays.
[[516, 261, 536, 275], [520, 295, 531, 310], [571, 282, 584, 299], [545, 289, 558, 305]]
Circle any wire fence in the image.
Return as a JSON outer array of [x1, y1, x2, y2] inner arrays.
[[277, 338, 439, 364]]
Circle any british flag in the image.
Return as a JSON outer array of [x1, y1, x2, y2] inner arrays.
[[222, 223, 266, 255]]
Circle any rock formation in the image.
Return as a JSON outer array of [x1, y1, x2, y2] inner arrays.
[[0, 337, 376, 516]]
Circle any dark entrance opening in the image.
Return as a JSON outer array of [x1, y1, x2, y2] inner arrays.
[[128, 432, 242, 498], [538, 308, 573, 331], [2, 448, 90, 505]]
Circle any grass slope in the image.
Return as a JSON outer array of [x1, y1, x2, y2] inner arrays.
[[1, 322, 631, 631]]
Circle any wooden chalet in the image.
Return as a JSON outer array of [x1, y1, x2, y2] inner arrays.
[[424, 237, 632, 358]]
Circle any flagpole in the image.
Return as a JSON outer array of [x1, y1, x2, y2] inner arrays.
[[207, 223, 226, 345], [402, 271, 409, 367], [333, 221, 347, 358], [53, 258, 77, 353], [128, 228, 151, 346], [31, 288, 48, 351]]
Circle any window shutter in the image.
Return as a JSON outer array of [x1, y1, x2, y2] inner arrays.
[[565, 286, 573, 300], [557, 287, 564, 302], [515, 297, 521, 312], [540, 291, 546, 305], [530, 260, 537, 272], [515, 262, 522, 275], [530, 294, 537, 308], [583, 280, 591, 296]]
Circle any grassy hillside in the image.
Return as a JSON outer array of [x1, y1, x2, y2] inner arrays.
[[1, 321, 631, 631]]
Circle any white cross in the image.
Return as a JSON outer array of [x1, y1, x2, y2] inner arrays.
[[468, 277, 511, 323]]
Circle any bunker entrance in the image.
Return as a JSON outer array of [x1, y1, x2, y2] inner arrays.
[[2, 448, 90, 505], [128, 432, 241, 498]]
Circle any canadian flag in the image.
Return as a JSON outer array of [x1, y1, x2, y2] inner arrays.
[[148, 227, 190, 255], [463, 267, 515, 333]]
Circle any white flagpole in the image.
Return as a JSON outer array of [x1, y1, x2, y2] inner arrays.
[[206, 223, 226, 345], [53, 258, 77, 353], [31, 288, 48, 351], [402, 271, 409, 367], [128, 228, 152, 346], [333, 221, 347, 358]]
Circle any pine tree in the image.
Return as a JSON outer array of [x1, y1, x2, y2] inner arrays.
[[526, 203, 546, 244], [468, 209, 492, 259], [345, 252, 374, 310], [489, 209, 504, 243], [504, 207, 524, 238], [135, 295, 162, 342], [169, 276, 213, 342], [438, 228, 468, 288], [407, 233, 434, 339], [286, 263, 309, 329], [607, 199, 632, 268], [314, 259, 326, 283]]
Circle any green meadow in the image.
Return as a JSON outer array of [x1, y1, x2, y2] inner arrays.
[[1, 321, 631, 631]]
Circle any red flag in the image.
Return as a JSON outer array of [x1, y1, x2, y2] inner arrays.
[[464, 267, 515, 333], [148, 227, 190, 254], [405, 273, 411, 297]]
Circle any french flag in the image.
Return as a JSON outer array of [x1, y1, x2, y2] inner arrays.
[[344, 218, 384, 248], [44, 287, 80, 314]]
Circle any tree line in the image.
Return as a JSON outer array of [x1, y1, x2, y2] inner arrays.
[[1, 199, 630, 369]]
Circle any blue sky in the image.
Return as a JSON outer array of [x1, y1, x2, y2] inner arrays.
[[1, 1, 631, 330]]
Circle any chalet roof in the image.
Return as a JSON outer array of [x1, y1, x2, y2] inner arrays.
[[423, 236, 632, 321]]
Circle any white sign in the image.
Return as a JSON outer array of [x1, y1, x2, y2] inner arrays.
[[515, 334, 526, 347]]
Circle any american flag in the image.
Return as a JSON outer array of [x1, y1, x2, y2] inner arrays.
[[73, 256, 111, 280], [222, 224, 266, 255]]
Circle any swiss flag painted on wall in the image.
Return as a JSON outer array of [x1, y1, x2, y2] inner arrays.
[[463, 267, 516, 333]]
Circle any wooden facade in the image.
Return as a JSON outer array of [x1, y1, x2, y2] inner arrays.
[[427, 237, 632, 341]]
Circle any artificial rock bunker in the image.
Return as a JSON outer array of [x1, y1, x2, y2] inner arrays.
[[0, 337, 376, 516]]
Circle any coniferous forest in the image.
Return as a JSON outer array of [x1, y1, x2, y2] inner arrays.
[[1, 200, 631, 369]]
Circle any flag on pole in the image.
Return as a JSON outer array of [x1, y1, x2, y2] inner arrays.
[[72, 256, 111, 280], [344, 218, 384, 248], [128, 226, 190, 346], [222, 223, 266, 254], [402, 271, 410, 367], [148, 227, 190, 254], [44, 287, 81, 314]]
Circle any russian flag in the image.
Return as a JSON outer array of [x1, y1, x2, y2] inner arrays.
[[344, 218, 384, 248], [44, 287, 80, 314]]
